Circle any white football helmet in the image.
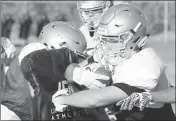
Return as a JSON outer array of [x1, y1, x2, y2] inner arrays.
[[94, 4, 149, 71], [77, 1, 113, 32], [38, 21, 87, 58]]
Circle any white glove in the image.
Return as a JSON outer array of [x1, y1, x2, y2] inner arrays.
[[116, 92, 152, 111], [52, 89, 68, 112], [73, 63, 110, 89]]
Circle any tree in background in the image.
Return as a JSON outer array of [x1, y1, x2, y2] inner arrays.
[[36, 14, 49, 37], [2, 14, 15, 38], [19, 14, 33, 44]]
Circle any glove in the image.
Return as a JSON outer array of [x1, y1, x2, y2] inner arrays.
[[65, 63, 110, 89], [116, 92, 152, 111], [52, 89, 68, 112]]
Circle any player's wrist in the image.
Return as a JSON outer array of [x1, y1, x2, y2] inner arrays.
[[142, 91, 152, 102]]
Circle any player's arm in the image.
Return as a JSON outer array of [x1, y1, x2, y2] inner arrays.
[[65, 63, 110, 89], [150, 87, 175, 103], [116, 86, 175, 111], [52, 83, 144, 108]]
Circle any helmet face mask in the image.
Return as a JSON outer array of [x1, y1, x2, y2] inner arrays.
[[80, 10, 103, 31], [77, 1, 112, 31], [94, 37, 128, 71], [94, 30, 134, 62], [94, 4, 149, 69]]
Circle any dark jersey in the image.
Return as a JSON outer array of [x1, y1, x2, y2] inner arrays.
[[51, 81, 94, 120], [20, 48, 98, 120], [1, 55, 32, 120]]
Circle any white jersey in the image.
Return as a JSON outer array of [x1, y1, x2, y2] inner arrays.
[[79, 24, 100, 56], [1, 104, 21, 120], [112, 48, 165, 91]]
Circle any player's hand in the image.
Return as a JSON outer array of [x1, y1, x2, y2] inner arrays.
[[74, 67, 109, 89], [65, 63, 110, 89], [52, 89, 68, 112], [116, 92, 152, 111]]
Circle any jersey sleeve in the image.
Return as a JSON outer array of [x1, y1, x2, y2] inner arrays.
[[112, 48, 165, 91]]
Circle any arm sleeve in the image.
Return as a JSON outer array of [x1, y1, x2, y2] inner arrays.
[[112, 83, 145, 96]]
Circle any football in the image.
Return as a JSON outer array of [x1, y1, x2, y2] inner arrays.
[[94, 65, 112, 86], [85, 63, 112, 86]]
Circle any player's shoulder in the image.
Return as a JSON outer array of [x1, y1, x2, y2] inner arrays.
[[25, 49, 50, 60], [135, 47, 164, 63], [131, 47, 165, 71], [139, 47, 159, 57]]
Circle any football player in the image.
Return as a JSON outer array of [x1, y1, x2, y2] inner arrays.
[[1, 39, 20, 120], [74, 1, 129, 89], [52, 4, 174, 120], [38, 21, 110, 89], [78, 1, 113, 56], [69, 1, 128, 89], [77, 1, 129, 56], [0, 42, 46, 120], [1, 37, 16, 72], [20, 21, 109, 120]]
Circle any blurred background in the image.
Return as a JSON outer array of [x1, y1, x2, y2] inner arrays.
[[1, 0, 175, 112]]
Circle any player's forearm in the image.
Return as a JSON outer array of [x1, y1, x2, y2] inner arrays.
[[57, 90, 98, 108], [57, 86, 128, 108], [150, 87, 175, 103]]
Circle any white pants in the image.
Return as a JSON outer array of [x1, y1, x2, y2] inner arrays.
[[1, 104, 21, 120]]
